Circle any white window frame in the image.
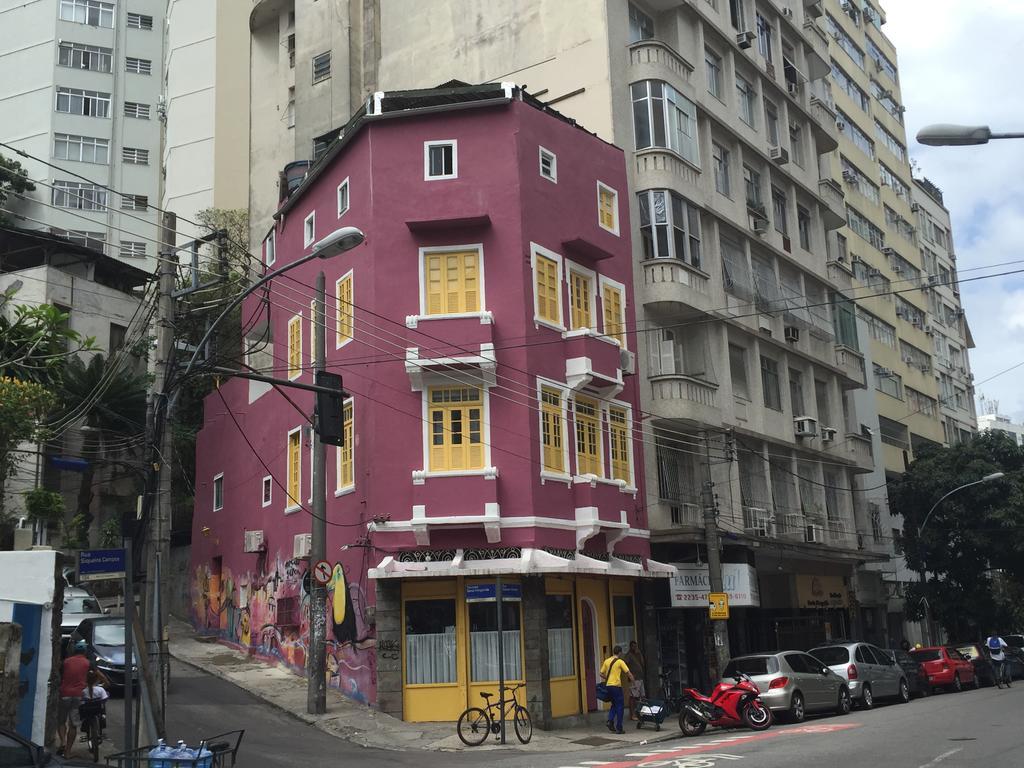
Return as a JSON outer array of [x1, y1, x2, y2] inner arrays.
[[212, 473, 224, 511], [335, 269, 354, 349], [602, 397, 637, 491], [538, 146, 557, 182], [596, 181, 620, 236], [564, 260, 599, 334], [312, 51, 331, 84], [536, 377, 571, 483], [416, 243, 487, 321], [264, 229, 276, 266], [335, 397, 355, 496], [417, 373, 495, 479], [285, 426, 302, 513], [303, 210, 315, 247], [530, 242, 565, 332], [571, 391, 606, 480], [337, 177, 350, 218], [423, 140, 458, 180], [261, 475, 273, 508], [598, 274, 628, 350]]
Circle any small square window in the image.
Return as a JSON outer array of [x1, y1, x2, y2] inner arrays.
[[262, 476, 272, 507], [539, 147, 557, 182], [212, 473, 224, 511], [312, 51, 331, 84], [597, 182, 619, 235], [265, 229, 276, 266], [424, 140, 457, 180], [337, 177, 350, 218], [303, 211, 315, 247]]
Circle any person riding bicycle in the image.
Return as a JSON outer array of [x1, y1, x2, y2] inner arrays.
[[986, 633, 1011, 689]]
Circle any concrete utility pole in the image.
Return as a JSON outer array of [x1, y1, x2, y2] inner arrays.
[[307, 271, 328, 714], [701, 431, 730, 680]]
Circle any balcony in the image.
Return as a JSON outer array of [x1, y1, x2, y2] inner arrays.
[[628, 40, 694, 90], [778, 512, 806, 542], [818, 178, 847, 230], [563, 330, 625, 396], [827, 519, 856, 550], [843, 433, 874, 471], [801, 18, 831, 79], [834, 344, 866, 388], [826, 258, 854, 293], [634, 149, 702, 194], [641, 259, 713, 314], [808, 81, 839, 154], [649, 374, 719, 427]]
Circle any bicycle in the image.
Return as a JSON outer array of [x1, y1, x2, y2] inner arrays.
[[456, 683, 532, 746], [78, 699, 105, 763], [995, 659, 1012, 689]]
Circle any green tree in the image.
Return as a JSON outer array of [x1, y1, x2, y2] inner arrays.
[[889, 431, 1024, 639], [0, 290, 96, 381], [59, 354, 148, 535], [0, 153, 35, 224], [0, 377, 55, 521]]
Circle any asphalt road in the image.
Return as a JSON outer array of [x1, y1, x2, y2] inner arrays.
[[104, 662, 1023, 768]]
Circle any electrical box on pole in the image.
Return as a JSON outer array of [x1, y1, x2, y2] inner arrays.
[[314, 371, 345, 446]]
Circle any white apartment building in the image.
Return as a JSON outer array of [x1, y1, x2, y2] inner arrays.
[[978, 412, 1024, 447], [0, 0, 164, 270]]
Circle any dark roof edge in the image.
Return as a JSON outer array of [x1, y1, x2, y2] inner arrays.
[[0, 226, 152, 287]]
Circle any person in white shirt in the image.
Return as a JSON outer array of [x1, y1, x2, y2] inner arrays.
[[81, 668, 110, 702], [986, 634, 1011, 688]]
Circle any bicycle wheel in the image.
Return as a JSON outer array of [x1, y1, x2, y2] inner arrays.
[[457, 707, 491, 747], [86, 717, 100, 763], [513, 706, 533, 744]]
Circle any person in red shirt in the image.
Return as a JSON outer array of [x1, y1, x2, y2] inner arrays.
[[58, 640, 94, 758]]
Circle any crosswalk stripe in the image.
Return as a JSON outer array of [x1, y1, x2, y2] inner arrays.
[[580, 762, 614, 765]]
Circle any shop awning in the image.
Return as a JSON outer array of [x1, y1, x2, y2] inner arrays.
[[368, 547, 676, 580]]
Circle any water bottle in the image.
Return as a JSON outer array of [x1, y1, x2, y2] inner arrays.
[[170, 740, 194, 767], [147, 738, 171, 768], [194, 740, 213, 768]]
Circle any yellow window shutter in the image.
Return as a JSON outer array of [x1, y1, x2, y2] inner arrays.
[[603, 285, 624, 346], [337, 276, 353, 344], [609, 407, 630, 483], [287, 432, 301, 504], [425, 254, 443, 314]]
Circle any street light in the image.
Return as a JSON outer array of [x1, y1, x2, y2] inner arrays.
[[916, 124, 1024, 147], [916, 472, 1004, 644]]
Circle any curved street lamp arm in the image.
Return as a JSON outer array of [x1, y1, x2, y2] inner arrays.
[[918, 478, 987, 535]]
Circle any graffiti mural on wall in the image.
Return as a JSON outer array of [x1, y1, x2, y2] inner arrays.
[[191, 552, 376, 704]]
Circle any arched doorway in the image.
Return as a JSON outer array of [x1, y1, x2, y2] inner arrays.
[[581, 598, 599, 711]]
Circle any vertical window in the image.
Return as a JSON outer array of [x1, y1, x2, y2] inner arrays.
[[424, 141, 457, 179], [428, 387, 484, 471], [597, 182, 619, 234], [262, 476, 273, 507], [729, 0, 745, 29], [630, 81, 700, 165], [797, 206, 811, 250], [337, 399, 354, 491], [743, 165, 762, 208], [546, 596, 575, 677], [336, 273, 353, 346], [613, 595, 636, 647], [286, 87, 296, 128], [713, 143, 731, 196], [730, 344, 749, 399], [287, 315, 302, 379], [608, 407, 631, 484], [789, 123, 805, 167], [637, 189, 702, 266], [705, 48, 723, 99], [540, 386, 565, 475], [286, 429, 301, 509], [573, 395, 602, 476], [126, 12, 153, 29], [789, 368, 804, 415], [764, 100, 780, 146], [312, 51, 331, 83], [264, 230, 276, 266], [337, 178, 350, 217], [649, 328, 683, 376], [539, 147, 557, 182], [736, 75, 756, 127], [469, 601, 522, 682], [772, 187, 788, 235], [756, 13, 773, 64], [405, 599, 457, 684], [568, 269, 594, 331], [287, 34, 296, 68], [628, 2, 654, 42], [423, 248, 481, 315], [212, 474, 224, 511], [533, 251, 562, 326], [601, 281, 626, 347], [815, 379, 832, 425], [303, 211, 315, 247], [761, 355, 782, 410]]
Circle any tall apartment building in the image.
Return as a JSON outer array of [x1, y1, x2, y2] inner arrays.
[[0, 0, 164, 270]]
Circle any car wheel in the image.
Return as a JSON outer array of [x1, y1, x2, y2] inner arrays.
[[789, 691, 805, 723], [860, 684, 874, 709], [836, 687, 852, 716], [899, 679, 910, 703], [950, 674, 962, 693]]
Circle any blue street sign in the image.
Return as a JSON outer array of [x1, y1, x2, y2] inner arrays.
[[78, 548, 126, 582], [465, 583, 521, 602]]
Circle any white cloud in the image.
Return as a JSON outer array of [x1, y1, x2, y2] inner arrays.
[[884, 1, 1024, 419]]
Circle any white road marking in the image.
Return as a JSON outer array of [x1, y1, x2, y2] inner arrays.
[[917, 748, 963, 768], [580, 762, 614, 765]]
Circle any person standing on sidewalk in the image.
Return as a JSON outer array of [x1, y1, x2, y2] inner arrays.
[[624, 640, 646, 720], [987, 633, 1011, 688], [600, 646, 633, 734]]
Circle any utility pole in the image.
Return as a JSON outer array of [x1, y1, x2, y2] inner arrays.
[[307, 271, 328, 714], [701, 430, 730, 681]]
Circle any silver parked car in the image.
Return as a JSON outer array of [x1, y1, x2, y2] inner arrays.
[[809, 642, 910, 708], [60, 586, 107, 639], [721, 652, 852, 723]]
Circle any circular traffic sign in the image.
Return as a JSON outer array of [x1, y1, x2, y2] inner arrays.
[[313, 560, 332, 586]]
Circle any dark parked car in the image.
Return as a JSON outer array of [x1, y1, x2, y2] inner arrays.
[[954, 643, 998, 686], [890, 648, 929, 697], [0, 726, 101, 766], [69, 617, 137, 691]]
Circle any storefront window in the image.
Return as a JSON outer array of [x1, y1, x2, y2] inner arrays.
[[405, 599, 457, 684], [546, 595, 575, 678], [469, 601, 522, 681], [613, 594, 635, 648]]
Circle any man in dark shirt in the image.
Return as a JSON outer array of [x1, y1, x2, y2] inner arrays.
[[625, 640, 646, 720]]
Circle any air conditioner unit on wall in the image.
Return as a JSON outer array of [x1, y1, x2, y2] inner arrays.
[[243, 529, 265, 553], [782, 7, 794, 18], [770, 146, 790, 164], [737, 30, 756, 48], [293, 533, 312, 559], [821, 426, 837, 442], [841, 169, 857, 182], [806, 524, 825, 543], [784, 326, 800, 343], [795, 416, 818, 437], [752, 218, 769, 234], [620, 348, 636, 375]]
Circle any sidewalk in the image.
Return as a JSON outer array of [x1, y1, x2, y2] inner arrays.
[[167, 618, 681, 753]]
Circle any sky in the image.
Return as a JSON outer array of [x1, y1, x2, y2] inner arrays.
[[883, 1, 1024, 421]]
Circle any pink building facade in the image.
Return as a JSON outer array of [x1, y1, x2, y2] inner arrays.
[[189, 83, 671, 727]]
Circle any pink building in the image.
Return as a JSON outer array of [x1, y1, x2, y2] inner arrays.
[[189, 82, 671, 727]]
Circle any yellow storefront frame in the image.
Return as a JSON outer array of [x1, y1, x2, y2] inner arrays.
[[465, 578, 526, 718], [545, 576, 580, 718]]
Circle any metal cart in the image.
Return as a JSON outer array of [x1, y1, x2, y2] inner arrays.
[[104, 730, 244, 767]]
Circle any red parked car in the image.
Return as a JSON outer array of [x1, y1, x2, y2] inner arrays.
[[910, 646, 977, 692]]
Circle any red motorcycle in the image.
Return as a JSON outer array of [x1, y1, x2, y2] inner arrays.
[[677, 673, 773, 737]]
